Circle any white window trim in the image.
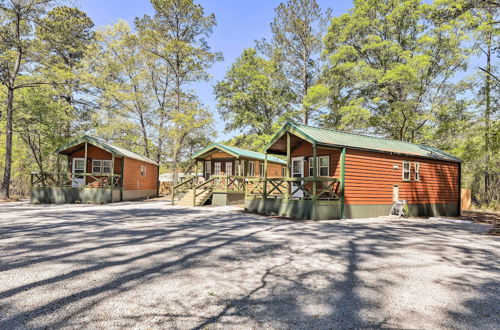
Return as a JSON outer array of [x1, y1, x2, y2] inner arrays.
[[225, 162, 233, 176], [92, 160, 102, 174], [234, 160, 240, 176], [402, 161, 411, 181], [248, 161, 255, 177], [102, 160, 112, 174], [214, 161, 222, 175], [309, 155, 330, 177], [205, 161, 211, 178], [73, 158, 85, 174], [259, 162, 265, 177], [140, 164, 146, 177], [414, 162, 420, 181]]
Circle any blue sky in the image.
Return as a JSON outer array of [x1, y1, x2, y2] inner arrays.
[[79, 0, 354, 141]]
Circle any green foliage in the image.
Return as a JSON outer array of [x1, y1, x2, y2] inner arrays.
[[258, 0, 331, 124], [319, 0, 473, 141], [215, 48, 294, 136]]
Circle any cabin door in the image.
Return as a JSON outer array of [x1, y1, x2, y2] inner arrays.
[[393, 185, 399, 202], [291, 157, 304, 198], [204, 161, 211, 180], [72, 158, 86, 188]]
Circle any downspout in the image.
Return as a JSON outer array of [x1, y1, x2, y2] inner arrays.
[[120, 157, 125, 201], [340, 148, 346, 219], [156, 162, 160, 198], [458, 162, 461, 216]]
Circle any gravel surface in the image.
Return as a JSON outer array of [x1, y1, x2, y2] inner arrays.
[[0, 201, 499, 329]]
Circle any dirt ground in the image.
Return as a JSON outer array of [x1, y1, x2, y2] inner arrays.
[[1, 201, 499, 329], [457, 210, 500, 236]]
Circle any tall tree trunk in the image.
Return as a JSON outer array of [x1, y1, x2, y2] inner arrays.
[[139, 113, 150, 158], [2, 10, 22, 199], [484, 13, 492, 203], [172, 69, 180, 186], [2, 87, 15, 199], [302, 50, 309, 125]]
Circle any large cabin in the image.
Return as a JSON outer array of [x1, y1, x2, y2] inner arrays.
[[30, 136, 159, 204], [172, 143, 286, 206], [245, 122, 461, 220]]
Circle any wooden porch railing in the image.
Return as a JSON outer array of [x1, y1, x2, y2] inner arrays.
[[212, 175, 246, 192], [246, 177, 341, 200], [171, 176, 196, 205], [30, 172, 122, 188], [171, 175, 248, 206]]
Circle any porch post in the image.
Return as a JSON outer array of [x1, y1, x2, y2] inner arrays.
[[340, 147, 346, 219], [56, 153, 60, 185], [312, 142, 317, 200], [194, 160, 198, 186], [193, 159, 198, 206], [263, 153, 268, 198], [285, 132, 291, 200], [84, 142, 88, 185], [111, 153, 115, 187]]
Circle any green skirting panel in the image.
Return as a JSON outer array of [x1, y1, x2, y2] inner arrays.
[[245, 198, 459, 220], [344, 203, 459, 218], [212, 192, 245, 206], [245, 197, 341, 220], [31, 187, 121, 204]]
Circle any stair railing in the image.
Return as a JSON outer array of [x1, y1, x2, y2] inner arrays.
[[171, 176, 195, 206], [193, 177, 215, 206]]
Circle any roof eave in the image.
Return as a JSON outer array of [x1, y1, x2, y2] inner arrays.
[[191, 143, 240, 159], [264, 122, 318, 153]]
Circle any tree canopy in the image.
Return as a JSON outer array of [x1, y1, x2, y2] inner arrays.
[[0, 0, 498, 208]]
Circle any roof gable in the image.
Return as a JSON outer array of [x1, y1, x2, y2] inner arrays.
[[192, 143, 286, 164], [56, 135, 159, 166], [266, 122, 461, 163]]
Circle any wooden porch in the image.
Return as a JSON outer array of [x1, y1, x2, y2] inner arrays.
[[31, 172, 122, 189]]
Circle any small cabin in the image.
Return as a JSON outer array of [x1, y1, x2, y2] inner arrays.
[[30, 135, 159, 204], [245, 122, 461, 220], [172, 143, 286, 206]]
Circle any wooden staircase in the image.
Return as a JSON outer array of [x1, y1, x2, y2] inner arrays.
[[176, 189, 212, 206]]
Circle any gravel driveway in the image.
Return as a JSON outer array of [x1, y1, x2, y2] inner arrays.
[[0, 201, 499, 329]]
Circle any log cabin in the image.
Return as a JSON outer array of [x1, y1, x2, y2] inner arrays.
[[172, 143, 286, 206], [30, 135, 159, 204], [245, 122, 461, 220]]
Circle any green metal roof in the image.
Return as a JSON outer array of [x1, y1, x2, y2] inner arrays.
[[266, 122, 461, 163], [192, 143, 286, 164], [56, 135, 159, 165]]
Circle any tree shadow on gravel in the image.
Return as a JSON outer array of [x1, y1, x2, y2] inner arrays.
[[0, 205, 498, 329]]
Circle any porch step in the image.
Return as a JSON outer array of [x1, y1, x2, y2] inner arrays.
[[176, 189, 212, 206]]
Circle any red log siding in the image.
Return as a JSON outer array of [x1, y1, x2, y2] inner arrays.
[[291, 141, 341, 178], [288, 141, 459, 206], [70, 145, 121, 174], [70, 144, 158, 190], [122, 158, 158, 191], [266, 162, 284, 178], [344, 149, 459, 205]]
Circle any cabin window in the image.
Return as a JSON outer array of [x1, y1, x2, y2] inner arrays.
[[234, 160, 240, 176], [259, 163, 265, 177], [282, 166, 286, 177], [140, 165, 146, 177], [92, 160, 102, 174], [102, 160, 112, 174], [402, 161, 410, 181], [309, 156, 329, 176], [205, 161, 211, 179], [225, 162, 233, 175], [214, 162, 222, 175], [248, 161, 255, 177], [414, 162, 420, 181]]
